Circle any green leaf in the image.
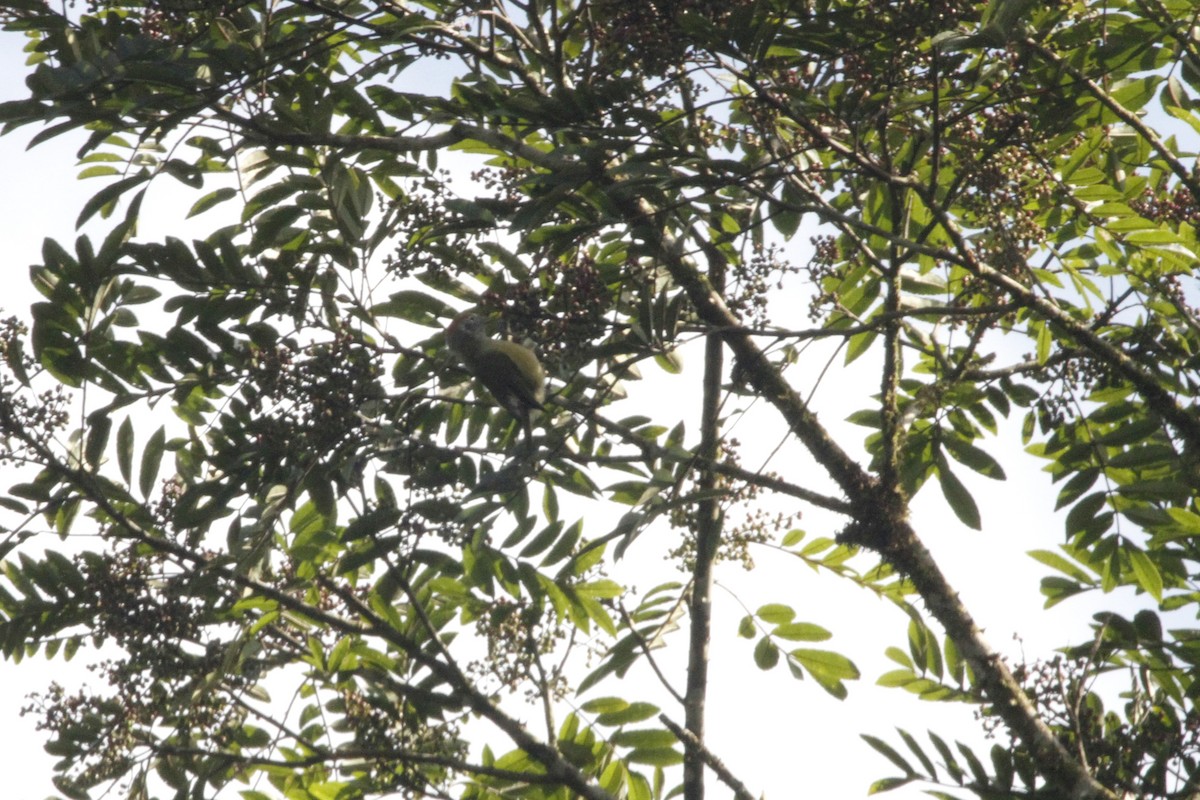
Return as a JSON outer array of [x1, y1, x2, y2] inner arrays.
[[542, 519, 584, 566], [84, 415, 111, 468], [610, 729, 678, 749], [957, 742, 988, 785], [867, 775, 918, 794], [772, 622, 832, 642], [250, 204, 306, 248], [1127, 546, 1163, 602], [519, 521, 564, 558], [877, 668, 919, 688], [1035, 321, 1052, 365], [373, 291, 455, 326], [1108, 444, 1176, 469], [595, 702, 659, 726], [577, 579, 623, 599], [188, 187, 238, 218], [309, 782, 349, 800], [581, 696, 630, 715], [1133, 608, 1162, 642], [942, 436, 1005, 480], [76, 173, 151, 227], [1027, 549, 1093, 583], [139, 426, 166, 498], [928, 732, 964, 784], [1110, 75, 1161, 113], [756, 603, 794, 624], [116, 416, 134, 485], [936, 457, 981, 530], [654, 350, 683, 374], [884, 647, 913, 669], [1055, 468, 1099, 510], [845, 330, 877, 365], [771, 206, 801, 238], [897, 728, 938, 780], [990, 743, 1014, 791], [1165, 507, 1200, 536], [627, 747, 684, 766], [790, 648, 860, 682], [1065, 491, 1108, 538], [861, 734, 915, 776], [754, 636, 779, 670]]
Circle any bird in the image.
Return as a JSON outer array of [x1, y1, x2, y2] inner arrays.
[[445, 310, 546, 447]]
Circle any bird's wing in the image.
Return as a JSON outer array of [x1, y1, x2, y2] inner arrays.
[[476, 346, 545, 411]]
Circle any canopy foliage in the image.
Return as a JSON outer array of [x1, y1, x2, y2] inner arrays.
[[2, 0, 1200, 798]]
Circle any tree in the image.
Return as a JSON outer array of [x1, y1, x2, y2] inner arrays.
[[1, 0, 1199, 798]]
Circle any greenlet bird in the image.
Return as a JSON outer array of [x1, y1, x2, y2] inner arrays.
[[445, 310, 546, 446]]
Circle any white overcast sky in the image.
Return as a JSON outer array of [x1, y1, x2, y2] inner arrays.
[[0, 23, 1161, 800]]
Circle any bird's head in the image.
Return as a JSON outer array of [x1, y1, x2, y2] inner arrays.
[[446, 310, 489, 356]]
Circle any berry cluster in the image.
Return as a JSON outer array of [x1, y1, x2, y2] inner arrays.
[[1131, 185, 1200, 226], [476, 252, 612, 374], [231, 332, 383, 487], [589, 0, 754, 76]]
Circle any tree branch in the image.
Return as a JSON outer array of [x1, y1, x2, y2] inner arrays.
[[660, 714, 757, 800], [0, 413, 618, 800], [682, 238, 726, 800], [599, 195, 1117, 800], [1024, 37, 1200, 204]]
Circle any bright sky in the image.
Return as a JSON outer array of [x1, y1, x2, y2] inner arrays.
[[0, 24, 1155, 800], [1, 34, 84, 800]]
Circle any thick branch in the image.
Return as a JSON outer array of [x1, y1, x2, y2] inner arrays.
[[557, 396, 851, 514], [916, 193, 1200, 447], [326, 580, 618, 800], [661, 714, 756, 800], [1025, 38, 1200, 204], [798, 182, 1200, 449], [682, 243, 726, 800], [603, 196, 1117, 800]]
